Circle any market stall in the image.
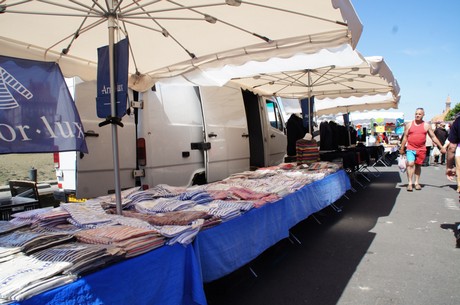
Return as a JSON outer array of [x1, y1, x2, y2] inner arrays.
[[1, 162, 351, 304]]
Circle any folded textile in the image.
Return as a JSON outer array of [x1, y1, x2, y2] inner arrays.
[[31, 242, 123, 276], [61, 201, 112, 227], [74, 225, 164, 258], [0, 221, 29, 235], [135, 198, 196, 213], [0, 254, 72, 300], [121, 210, 211, 226], [162, 219, 204, 245], [0, 231, 74, 254]]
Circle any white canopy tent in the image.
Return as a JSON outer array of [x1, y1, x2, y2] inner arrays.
[[331, 110, 404, 125], [229, 53, 399, 101], [0, 0, 363, 212], [266, 55, 400, 125], [0, 0, 363, 91], [314, 91, 400, 116]]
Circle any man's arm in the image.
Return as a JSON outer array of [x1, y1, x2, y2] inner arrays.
[[446, 142, 456, 180], [399, 123, 409, 154]]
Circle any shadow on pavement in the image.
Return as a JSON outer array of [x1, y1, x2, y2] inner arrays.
[[204, 171, 401, 305]]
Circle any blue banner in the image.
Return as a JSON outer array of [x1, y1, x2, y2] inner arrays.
[[0, 56, 88, 154], [96, 38, 129, 119], [300, 96, 315, 133]]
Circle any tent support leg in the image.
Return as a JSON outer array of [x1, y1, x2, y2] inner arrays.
[[289, 231, 302, 245], [249, 267, 258, 278]]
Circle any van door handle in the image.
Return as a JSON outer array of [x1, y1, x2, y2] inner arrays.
[[208, 132, 217, 138], [270, 134, 276, 138], [242, 133, 249, 138]]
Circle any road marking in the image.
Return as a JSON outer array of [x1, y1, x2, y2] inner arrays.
[[444, 197, 460, 210]]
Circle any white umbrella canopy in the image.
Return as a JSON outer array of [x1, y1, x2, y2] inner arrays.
[[283, 91, 400, 117], [0, 0, 362, 90], [315, 91, 400, 116], [230, 52, 399, 100], [0, 0, 363, 212]]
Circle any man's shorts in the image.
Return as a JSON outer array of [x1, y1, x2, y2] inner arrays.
[[406, 149, 426, 165]]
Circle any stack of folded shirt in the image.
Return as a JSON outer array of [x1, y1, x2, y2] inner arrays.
[[31, 242, 124, 276], [9, 207, 54, 226], [0, 221, 29, 235], [0, 254, 74, 302], [122, 209, 211, 226], [206, 206, 241, 222], [0, 246, 21, 263], [74, 225, 164, 258], [61, 201, 113, 228], [156, 219, 204, 246], [94, 186, 142, 209], [178, 190, 213, 204], [0, 230, 74, 254], [33, 207, 71, 227], [135, 197, 196, 213], [106, 213, 155, 230], [200, 215, 222, 230]]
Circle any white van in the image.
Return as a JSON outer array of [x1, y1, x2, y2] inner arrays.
[[54, 80, 287, 200]]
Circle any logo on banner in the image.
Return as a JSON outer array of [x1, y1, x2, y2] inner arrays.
[[0, 67, 33, 109], [0, 56, 88, 154]]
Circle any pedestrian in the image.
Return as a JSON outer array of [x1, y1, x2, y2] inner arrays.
[[399, 108, 446, 191], [422, 133, 433, 167], [445, 115, 460, 247], [434, 122, 448, 164], [446, 115, 460, 191]]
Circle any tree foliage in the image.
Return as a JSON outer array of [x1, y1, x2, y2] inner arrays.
[[445, 103, 460, 121]]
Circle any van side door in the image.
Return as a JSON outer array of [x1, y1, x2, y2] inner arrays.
[[264, 98, 287, 166], [199, 85, 250, 183]]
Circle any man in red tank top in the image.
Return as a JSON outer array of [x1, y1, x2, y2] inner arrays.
[[399, 108, 446, 191]]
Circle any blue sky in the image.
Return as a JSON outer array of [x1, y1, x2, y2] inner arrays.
[[352, 0, 460, 121]]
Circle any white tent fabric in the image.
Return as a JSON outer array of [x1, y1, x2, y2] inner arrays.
[[0, 0, 362, 91], [332, 110, 404, 125], [157, 43, 363, 87], [282, 92, 400, 116], [228, 52, 399, 100], [315, 92, 400, 116]]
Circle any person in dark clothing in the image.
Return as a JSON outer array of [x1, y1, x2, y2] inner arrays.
[[445, 115, 460, 247], [446, 116, 460, 186], [434, 122, 448, 164], [286, 113, 307, 158]]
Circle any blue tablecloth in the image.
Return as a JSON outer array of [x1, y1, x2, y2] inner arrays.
[[194, 170, 351, 282], [13, 244, 207, 305]]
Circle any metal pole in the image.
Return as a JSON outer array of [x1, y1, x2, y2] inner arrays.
[[108, 3, 122, 215], [307, 70, 312, 134], [346, 108, 351, 146]]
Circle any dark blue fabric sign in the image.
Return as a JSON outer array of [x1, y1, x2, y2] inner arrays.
[[300, 96, 315, 133], [0, 56, 88, 154], [343, 113, 350, 126], [96, 38, 129, 119]]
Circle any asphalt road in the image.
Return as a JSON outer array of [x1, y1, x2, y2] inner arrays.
[[204, 163, 460, 305]]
